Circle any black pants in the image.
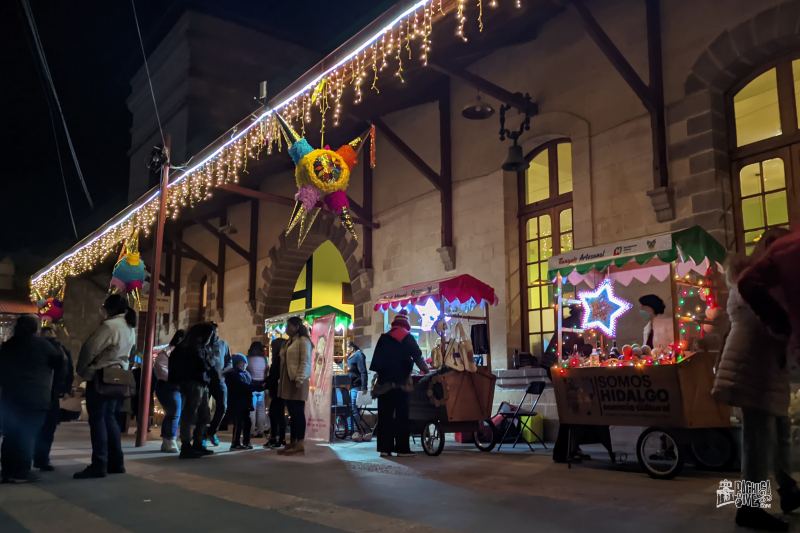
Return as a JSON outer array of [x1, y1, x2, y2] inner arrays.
[[231, 409, 252, 446], [179, 382, 209, 446], [206, 379, 227, 437], [376, 389, 410, 454], [33, 403, 60, 466], [0, 402, 46, 480], [86, 383, 124, 472], [285, 399, 306, 441], [269, 395, 286, 443]]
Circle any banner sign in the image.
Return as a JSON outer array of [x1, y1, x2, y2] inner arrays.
[[305, 313, 336, 442], [549, 233, 673, 272]]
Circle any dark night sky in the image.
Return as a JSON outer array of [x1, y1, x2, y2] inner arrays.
[[0, 0, 395, 274]]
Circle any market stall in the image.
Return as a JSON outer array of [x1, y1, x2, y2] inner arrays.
[[374, 274, 499, 455], [547, 226, 734, 478], [265, 305, 353, 370]]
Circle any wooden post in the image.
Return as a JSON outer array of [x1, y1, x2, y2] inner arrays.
[[249, 199, 259, 306], [362, 142, 373, 270], [137, 135, 170, 447], [439, 80, 453, 249], [217, 211, 226, 315], [171, 231, 182, 326]]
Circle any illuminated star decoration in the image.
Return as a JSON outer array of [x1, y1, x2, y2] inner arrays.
[[415, 298, 451, 332], [578, 279, 631, 337]]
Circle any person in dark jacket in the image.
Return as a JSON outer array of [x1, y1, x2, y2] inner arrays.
[[369, 310, 429, 457], [33, 326, 73, 472], [169, 322, 216, 459], [0, 315, 64, 483], [225, 354, 254, 450], [265, 337, 286, 448], [346, 341, 370, 441], [204, 323, 231, 447]]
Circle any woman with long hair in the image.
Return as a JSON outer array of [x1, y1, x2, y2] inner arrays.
[[713, 228, 798, 530], [154, 329, 185, 453], [246, 341, 269, 438], [74, 294, 136, 479], [277, 317, 312, 455], [265, 337, 286, 449]]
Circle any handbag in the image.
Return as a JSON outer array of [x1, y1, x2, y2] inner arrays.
[[431, 341, 444, 369], [443, 338, 465, 372], [94, 366, 135, 398]]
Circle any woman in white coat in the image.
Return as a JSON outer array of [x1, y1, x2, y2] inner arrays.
[[74, 294, 136, 479]]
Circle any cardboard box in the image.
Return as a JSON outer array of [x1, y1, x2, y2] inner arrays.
[[551, 351, 729, 428]]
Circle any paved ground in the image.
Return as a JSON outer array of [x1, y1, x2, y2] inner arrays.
[[0, 422, 792, 532]]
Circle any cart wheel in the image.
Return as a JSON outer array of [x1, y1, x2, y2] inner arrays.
[[473, 418, 497, 452], [422, 421, 445, 456], [334, 415, 349, 440], [636, 427, 684, 479], [690, 428, 736, 471]]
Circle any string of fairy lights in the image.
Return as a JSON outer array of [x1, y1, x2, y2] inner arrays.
[[30, 0, 524, 299]]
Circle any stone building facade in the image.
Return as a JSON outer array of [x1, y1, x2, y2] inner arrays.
[[58, 0, 800, 381]]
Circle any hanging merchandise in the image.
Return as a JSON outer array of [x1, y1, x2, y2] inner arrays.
[[274, 113, 363, 246], [110, 231, 147, 309]]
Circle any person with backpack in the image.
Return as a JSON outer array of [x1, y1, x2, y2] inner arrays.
[[369, 310, 429, 457]]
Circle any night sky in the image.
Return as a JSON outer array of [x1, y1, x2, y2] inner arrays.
[[1, 0, 394, 273]]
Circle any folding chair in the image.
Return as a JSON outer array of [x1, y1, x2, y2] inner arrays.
[[496, 380, 547, 451]]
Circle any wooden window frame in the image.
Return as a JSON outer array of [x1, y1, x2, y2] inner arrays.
[[518, 138, 573, 353], [728, 54, 800, 252]]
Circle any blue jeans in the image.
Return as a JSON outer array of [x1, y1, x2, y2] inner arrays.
[[155, 380, 181, 440], [86, 382, 123, 472], [250, 391, 266, 435], [349, 388, 366, 433]]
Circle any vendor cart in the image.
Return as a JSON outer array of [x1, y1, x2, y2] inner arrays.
[[547, 226, 736, 479], [374, 274, 500, 455]]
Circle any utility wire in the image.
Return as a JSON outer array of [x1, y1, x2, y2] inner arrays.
[[47, 104, 79, 239], [19, 0, 94, 209], [130, 0, 166, 150]]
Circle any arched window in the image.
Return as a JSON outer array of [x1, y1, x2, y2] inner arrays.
[[730, 58, 800, 253], [519, 139, 573, 356]]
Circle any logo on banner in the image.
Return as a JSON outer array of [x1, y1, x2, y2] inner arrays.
[[716, 479, 772, 509]]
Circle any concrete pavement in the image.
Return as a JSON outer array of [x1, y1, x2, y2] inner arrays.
[[0, 422, 788, 532]]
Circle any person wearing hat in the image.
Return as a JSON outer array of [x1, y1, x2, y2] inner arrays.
[[638, 294, 671, 348], [224, 354, 254, 450], [369, 309, 429, 457]]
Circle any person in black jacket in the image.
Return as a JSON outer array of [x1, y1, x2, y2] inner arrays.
[[225, 354, 254, 450], [0, 315, 64, 483], [346, 342, 370, 441], [169, 322, 216, 459], [33, 326, 73, 472], [369, 310, 429, 458], [264, 337, 286, 449]]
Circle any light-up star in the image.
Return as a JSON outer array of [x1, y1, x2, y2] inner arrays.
[[579, 279, 631, 337], [415, 298, 450, 332]]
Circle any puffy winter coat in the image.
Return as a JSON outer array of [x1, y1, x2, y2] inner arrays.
[[76, 314, 135, 382], [712, 286, 789, 416], [0, 334, 64, 410]]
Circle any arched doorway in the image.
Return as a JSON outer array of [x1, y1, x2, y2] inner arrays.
[[288, 240, 354, 320], [254, 213, 372, 348], [182, 262, 218, 328]]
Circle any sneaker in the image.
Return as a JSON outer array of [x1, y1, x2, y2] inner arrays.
[[230, 444, 244, 451], [395, 452, 416, 458], [179, 447, 203, 459], [161, 439, 179, 453], [35, 463, 55, 472], [277, 442, 295, 455], [380, 452, 392, 457], [73, 467, 106, 479], [362, 432, 373, 442], [209, 434, 220, 447], [107, 466, 126, 475], [352, 432, 363, 442], [282, 441, 305, 456], [242, 444, 254, 450], [736, 507, 789, 531]]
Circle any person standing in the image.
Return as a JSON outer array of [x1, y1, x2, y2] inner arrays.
[[277, 317, 312, 456], [346, 341, 370, 442], [33, 326, 73, 471], [169, 323, 216, 459], [370, 310, 429, 458], [246, 341, 268, 438], [73, 295, 136, 479], [265, 337, 286, 449], [154, 330, 185, 453], [713, 228, 798, 531], [225, 354, 254, 450], [204, 324, 231, 447], [0, 315, 64, 483]]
